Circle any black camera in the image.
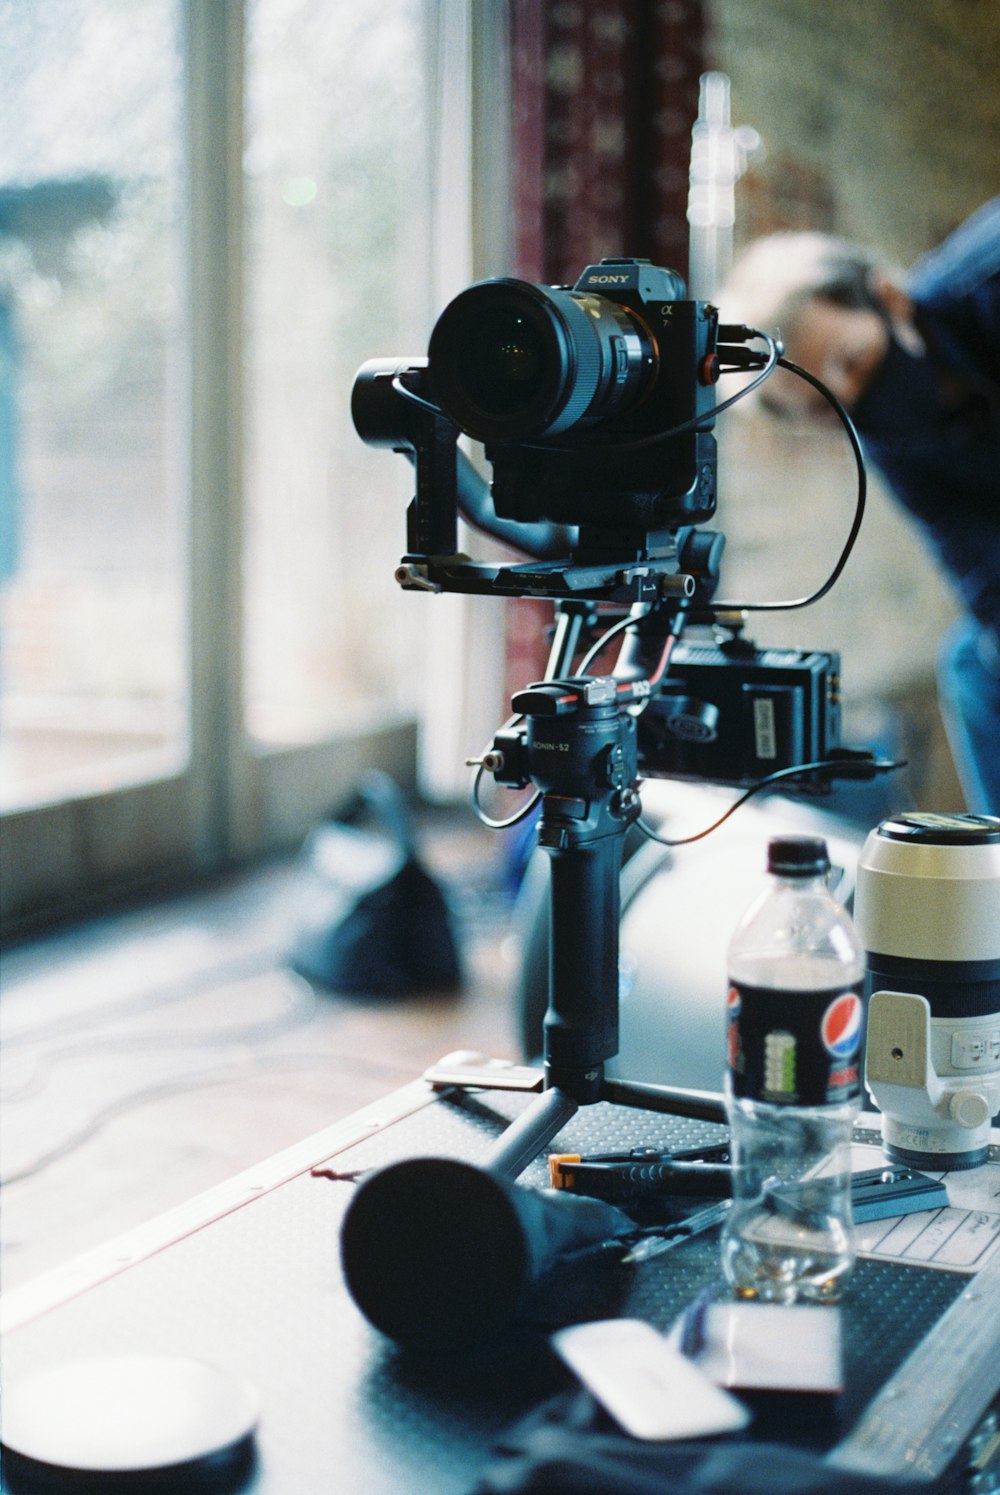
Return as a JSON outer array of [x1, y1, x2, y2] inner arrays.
[[427, 258, 719, 553]]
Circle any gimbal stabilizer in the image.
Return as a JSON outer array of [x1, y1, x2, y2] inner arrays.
[[339, 262, 889, 1349]]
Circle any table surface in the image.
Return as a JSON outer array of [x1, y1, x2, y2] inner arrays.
[[0, 1078, 993, 1495]]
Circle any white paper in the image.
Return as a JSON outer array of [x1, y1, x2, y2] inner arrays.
[[684, 1302, 844, 1393], [552, 1318, 751, 1441]]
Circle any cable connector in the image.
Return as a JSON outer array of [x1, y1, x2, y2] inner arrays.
[[717, 322, 783, 352], [824, 749, 907, 780], [716, 345, 767, 370]]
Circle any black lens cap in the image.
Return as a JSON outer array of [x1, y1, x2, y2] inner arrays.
[[877, 812, 1000, 846], [767, 835, 830, 877]]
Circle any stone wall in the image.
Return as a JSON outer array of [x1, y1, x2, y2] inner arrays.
[[703, 0, 1000, 808]]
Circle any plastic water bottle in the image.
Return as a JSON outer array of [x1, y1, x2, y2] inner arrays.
[[722, 835, 864, 1303]]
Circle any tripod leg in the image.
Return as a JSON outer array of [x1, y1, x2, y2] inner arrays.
[[601, 1076, 726, 1124], [484, 1086, 579, 1179]]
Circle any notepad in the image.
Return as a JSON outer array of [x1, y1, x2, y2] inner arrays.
[[674, 1301, 844, 1393]]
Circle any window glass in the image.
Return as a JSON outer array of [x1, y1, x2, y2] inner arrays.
[[0, 0, 186, 809], [243, 0, 431, 744]]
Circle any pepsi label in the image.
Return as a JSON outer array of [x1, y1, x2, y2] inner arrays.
[[727, 981, 863, 1105]]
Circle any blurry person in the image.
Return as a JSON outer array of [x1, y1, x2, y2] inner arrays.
[[724, 198, 999, 813]]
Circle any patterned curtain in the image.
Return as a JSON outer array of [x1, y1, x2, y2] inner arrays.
[[510, 0, 706, 287], [502, 0, 706, 702]]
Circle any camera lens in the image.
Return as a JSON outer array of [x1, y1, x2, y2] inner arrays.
[[428, 278, 652, 441], [457, 306, 548, 418]]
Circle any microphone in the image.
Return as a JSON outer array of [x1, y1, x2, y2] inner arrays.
[[339, 1156, 634, 1351]]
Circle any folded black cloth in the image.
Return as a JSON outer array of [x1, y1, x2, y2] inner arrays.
[[290, 770, 462, 996], [469, 1389, 920, 1495]]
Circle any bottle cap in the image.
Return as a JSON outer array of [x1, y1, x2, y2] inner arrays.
[[767, 835, 829, 877]]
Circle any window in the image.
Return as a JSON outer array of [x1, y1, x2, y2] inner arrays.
[[1, 0, 491, 930], [243, 1, 433, 745], [0, 0, 187, 809]]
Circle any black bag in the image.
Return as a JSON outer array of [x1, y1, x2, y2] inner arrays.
[[469, 1389, 919, 1495], [289, 771, 462, 997]]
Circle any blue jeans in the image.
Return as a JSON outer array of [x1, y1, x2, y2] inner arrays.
[[937, 620, 1000, 814]]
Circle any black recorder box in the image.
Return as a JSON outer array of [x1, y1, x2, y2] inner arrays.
[[641, 639, 840, 784]]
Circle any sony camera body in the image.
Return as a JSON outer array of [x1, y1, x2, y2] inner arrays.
[[426, 258, 719, 555]]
